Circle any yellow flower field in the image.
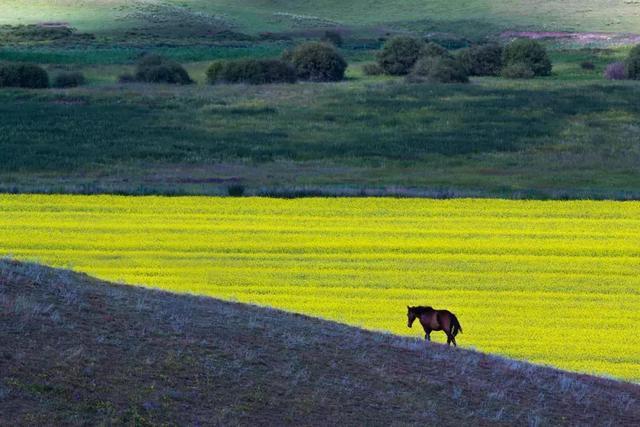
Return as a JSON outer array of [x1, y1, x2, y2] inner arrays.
[[1, 195, 639, 381]]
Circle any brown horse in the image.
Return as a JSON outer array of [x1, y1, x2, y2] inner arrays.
[[407, 306, 463, 346]]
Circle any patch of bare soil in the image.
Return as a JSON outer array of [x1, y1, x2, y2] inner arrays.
[[501, 30, 640, 46], [1, 260, 639, 425], [37, 22, 71, 28]]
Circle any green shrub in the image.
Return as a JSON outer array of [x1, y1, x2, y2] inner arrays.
[[409, 56, 469, 83], [377, 36, 425, 75], [206, 61, 225, 83], [248, 59, 296, 84], [626, 44, 640, 80], [290, 42, 347, 82], [421, 42, 449, 59], [502, 39, 552, 76], [457, 44, 503, 76], [628, 44, 640, 59], [206, 59, 296, 85], [135, 55, 193, 85], [0, 63, 49, 88], [53, 71, 86, 88], [0, 63, 21, 87], [215, 60, 252, 84], [362, 62, 385, 76], [501, 62, 535, 79], [20, 64, 50, 88], [322, 30, 344, 47]]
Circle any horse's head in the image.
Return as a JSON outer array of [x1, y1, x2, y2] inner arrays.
[[407, 306, 417, 328]]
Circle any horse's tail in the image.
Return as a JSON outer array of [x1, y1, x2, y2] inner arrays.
[[451, 313, 463, 336]]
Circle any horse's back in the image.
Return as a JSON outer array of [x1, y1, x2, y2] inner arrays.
[[418, 307, 457, 331], [436, 309, 455, 331]]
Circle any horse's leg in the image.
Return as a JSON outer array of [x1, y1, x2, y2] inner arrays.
[[448, 315, 457, 346], [424, 328, 431, 341], [441, 314, 454, 346], [447, 331, 457, 346]]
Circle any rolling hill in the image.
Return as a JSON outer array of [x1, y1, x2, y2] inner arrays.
[[1, 259, 639, 425], [1, 0, 640, 37]]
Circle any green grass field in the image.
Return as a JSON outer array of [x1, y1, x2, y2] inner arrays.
[[2, 0, 640, 36], [2, 195, 639, 382], [1, 47, 639, 199]]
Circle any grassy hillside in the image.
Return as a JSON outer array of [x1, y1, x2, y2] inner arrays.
[[2, 0, 640, 36], [1, 259, 639, 425], [2, 195, 639, 381]]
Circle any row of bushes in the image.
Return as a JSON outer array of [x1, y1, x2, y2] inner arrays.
[[5, 39, 640, 89], [367, 36, 553, 83], [116, 43, 348, 86], [0, 63, 85, 88], [98, 40, 640, 86], [1, 41, 348, 89], [207, 42, 347, 85]]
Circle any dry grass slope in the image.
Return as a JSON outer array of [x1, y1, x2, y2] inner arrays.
[[1, 259, 639, 426]]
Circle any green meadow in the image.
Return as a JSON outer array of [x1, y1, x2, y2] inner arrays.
[[1, 52, 639, 198], [3, 0, 640, 35]]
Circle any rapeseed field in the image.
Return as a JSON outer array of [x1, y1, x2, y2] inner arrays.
[[1, 195, 638, 381]]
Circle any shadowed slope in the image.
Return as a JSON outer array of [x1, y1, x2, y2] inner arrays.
[[1, 260, 638, 425]]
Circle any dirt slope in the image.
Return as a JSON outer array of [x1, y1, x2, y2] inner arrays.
[[1, 259, 638, 426]]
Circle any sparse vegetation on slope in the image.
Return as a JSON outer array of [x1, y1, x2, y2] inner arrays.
[[1, 260, 638, 425]]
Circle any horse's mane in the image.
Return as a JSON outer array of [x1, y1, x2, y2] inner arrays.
[[410, 306, 434, 315]]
